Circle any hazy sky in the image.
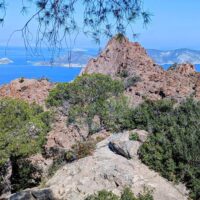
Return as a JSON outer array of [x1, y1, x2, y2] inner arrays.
[[0, 0, 200, 50]]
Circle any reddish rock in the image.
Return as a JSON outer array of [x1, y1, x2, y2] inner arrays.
[[0, 78, 53, 106], [83, 36, 200, 105], [44, 113, 89, 157]]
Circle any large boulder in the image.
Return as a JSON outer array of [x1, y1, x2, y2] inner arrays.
[[108, 131, 141, 159]]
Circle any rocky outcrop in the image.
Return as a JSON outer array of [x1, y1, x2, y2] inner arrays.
[[9, 131, 188, 200], [0, 78, 53, 106], [44, 113, 90, 158], [83, 36, 200, 105]]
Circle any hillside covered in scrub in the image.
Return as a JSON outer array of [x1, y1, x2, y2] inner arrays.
[[0, 36, 200, 200]]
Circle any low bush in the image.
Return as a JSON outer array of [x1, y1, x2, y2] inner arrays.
[[0, 98, 52, 166], [129, 132, 139, 141], [118, 69, 129, 78], [85, 187, 154, 200], [11, 158, 42, 192], [72, 140, 96, 159]]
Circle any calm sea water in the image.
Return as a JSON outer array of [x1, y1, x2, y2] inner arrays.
[[0, 47, 84, 85], [0, 47, 199, 86]]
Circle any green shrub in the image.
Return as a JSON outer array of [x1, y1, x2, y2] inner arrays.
[[48, 154, 66, 177], [46, 83, 69, 107], [0, 98, 52, 166], [115, 33, 126, 43], [85, 190, 119, 200], [129, 132, 139, 141], [121, 187, 136, 200], [0, 98, 52, 193], [47, 74, 129, 133], [131, 99, 200, 199], [19, 77, 25, 83], [47, 74, 123, 107], [101, 96, 132, 132], [137, 187, 154, 200], [85, 187, 154, 200]]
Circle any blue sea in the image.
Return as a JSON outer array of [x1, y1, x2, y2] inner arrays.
[[0, 47, 87, 85], [0, 47, 200, 86]]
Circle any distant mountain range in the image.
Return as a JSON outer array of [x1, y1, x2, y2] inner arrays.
[[31, 50, 94, 67], [51, 48, 200, 66], [2, 47, 200, 67], [147, 49, 200, 65]]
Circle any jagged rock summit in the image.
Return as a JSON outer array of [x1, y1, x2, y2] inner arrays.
[[84, 35, 162, 77], [83, 35, 200, 105]]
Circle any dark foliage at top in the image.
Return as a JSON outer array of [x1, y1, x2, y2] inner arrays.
[[133, 99, 200, 200], [0, 0, 150, 54]]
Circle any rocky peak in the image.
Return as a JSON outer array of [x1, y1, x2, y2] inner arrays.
[[0, 78, 53, 106], [83, 35, 162, 79], [106, 35, 147, 55], [82, 36, 200, 105]]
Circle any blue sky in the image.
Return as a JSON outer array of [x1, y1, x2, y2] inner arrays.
[[0, 0, 200, 50]]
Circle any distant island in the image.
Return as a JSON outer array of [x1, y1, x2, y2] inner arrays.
[[0, 58, 13, 65], [31, 61, 86, 68], [30, 50, 93, 68]]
